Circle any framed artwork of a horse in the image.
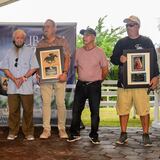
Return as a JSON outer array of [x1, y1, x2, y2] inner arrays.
[[36, 46, 64, 83]]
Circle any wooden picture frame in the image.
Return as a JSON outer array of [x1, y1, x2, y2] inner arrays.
[[36, 46, 64, 83]]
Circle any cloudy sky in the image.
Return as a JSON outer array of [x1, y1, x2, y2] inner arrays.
[[0, 0, 160, 45]]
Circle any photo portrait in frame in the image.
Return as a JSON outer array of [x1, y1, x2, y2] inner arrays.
[[123, 49, 152, 88], [36, 46, 64, 83]]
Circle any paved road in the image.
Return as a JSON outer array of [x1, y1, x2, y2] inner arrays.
[[0, 127, 160, 160]]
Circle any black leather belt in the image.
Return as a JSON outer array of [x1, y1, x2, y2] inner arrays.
[[78, 80, 101, 85]]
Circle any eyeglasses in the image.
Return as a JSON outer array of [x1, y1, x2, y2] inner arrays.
[[14, 58, 18, 67], [126, 23, 138, 28]]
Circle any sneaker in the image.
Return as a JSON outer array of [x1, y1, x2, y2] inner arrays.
[[67, 135, 81, 142], [142, 133, 152, 147], [40, 129, 51, 139], [116, 132, 128, 144], [25, 135, 35, 141], [59, 129, 68, 139], [89, 136, 100, 144], [7, 134, 17, 140]]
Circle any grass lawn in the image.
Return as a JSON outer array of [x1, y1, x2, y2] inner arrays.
[[81, 107, 155, 127]]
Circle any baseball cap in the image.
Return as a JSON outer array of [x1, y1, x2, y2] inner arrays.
[[80, 28, 96, 36], [123, 15, 140, 25]]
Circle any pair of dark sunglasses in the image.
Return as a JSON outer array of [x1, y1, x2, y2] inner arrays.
[[14, 58, 18, 67], [126, 23, 138, 28]]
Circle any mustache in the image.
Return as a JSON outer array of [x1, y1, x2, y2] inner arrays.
[[13, 41, 24, 48]]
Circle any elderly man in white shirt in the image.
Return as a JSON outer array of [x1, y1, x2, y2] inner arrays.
[[0, 29, 39, 141]]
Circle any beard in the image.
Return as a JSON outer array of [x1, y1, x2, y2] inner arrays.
[[13, 41, 24, 48]]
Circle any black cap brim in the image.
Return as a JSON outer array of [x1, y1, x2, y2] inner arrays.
[[79, 29, 96, 36], [80, 29, 85, 35]]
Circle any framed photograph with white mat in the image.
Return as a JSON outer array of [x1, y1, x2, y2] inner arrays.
[[123, 49, 152, 88], [36, 46, 64, 83]]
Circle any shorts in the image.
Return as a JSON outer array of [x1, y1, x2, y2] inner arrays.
[[116, 88, 150, 116]]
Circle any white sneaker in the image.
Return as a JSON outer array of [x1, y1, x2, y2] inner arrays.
[[7, 134, 17, 140], [26, 135, 35, 141], [40, 129, 51, 139]]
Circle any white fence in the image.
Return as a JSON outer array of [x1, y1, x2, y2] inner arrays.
[[67, 80, 155, 107], [67, 80, 160, 128]]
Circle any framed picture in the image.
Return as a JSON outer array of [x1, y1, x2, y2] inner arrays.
[[123, 49, 152, 88], [36, 46, 64, 83]]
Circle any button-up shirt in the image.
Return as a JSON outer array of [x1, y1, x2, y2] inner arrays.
[[0, 45, 39, 94]]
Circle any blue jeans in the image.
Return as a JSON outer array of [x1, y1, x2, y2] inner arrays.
[[69, 80, 101, 138]]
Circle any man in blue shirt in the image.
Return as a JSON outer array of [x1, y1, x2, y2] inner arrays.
[[1, 29, 39, 140]]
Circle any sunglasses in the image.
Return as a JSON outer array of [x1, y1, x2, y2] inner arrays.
[[14, 58, 18, 67], [126, 23, 138, 28]]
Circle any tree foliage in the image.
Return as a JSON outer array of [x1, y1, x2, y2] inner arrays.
[[76, 15, 126, 80]]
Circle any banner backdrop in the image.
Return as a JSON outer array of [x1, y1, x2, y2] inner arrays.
[[0, 22, 77, 126]]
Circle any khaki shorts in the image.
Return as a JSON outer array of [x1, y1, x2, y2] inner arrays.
[[116, 88, 150, 116]]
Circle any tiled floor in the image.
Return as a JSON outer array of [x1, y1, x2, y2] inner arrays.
[[0, 126, 160, 160]]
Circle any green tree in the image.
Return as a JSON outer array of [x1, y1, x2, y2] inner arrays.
[[76, 15, 126, 80]]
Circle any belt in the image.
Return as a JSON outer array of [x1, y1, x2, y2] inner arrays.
[[78, 80, 101, 85]]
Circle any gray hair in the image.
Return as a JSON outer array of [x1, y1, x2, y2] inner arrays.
[[12, 29, 27, 40], [44, 19, 56, 27]]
